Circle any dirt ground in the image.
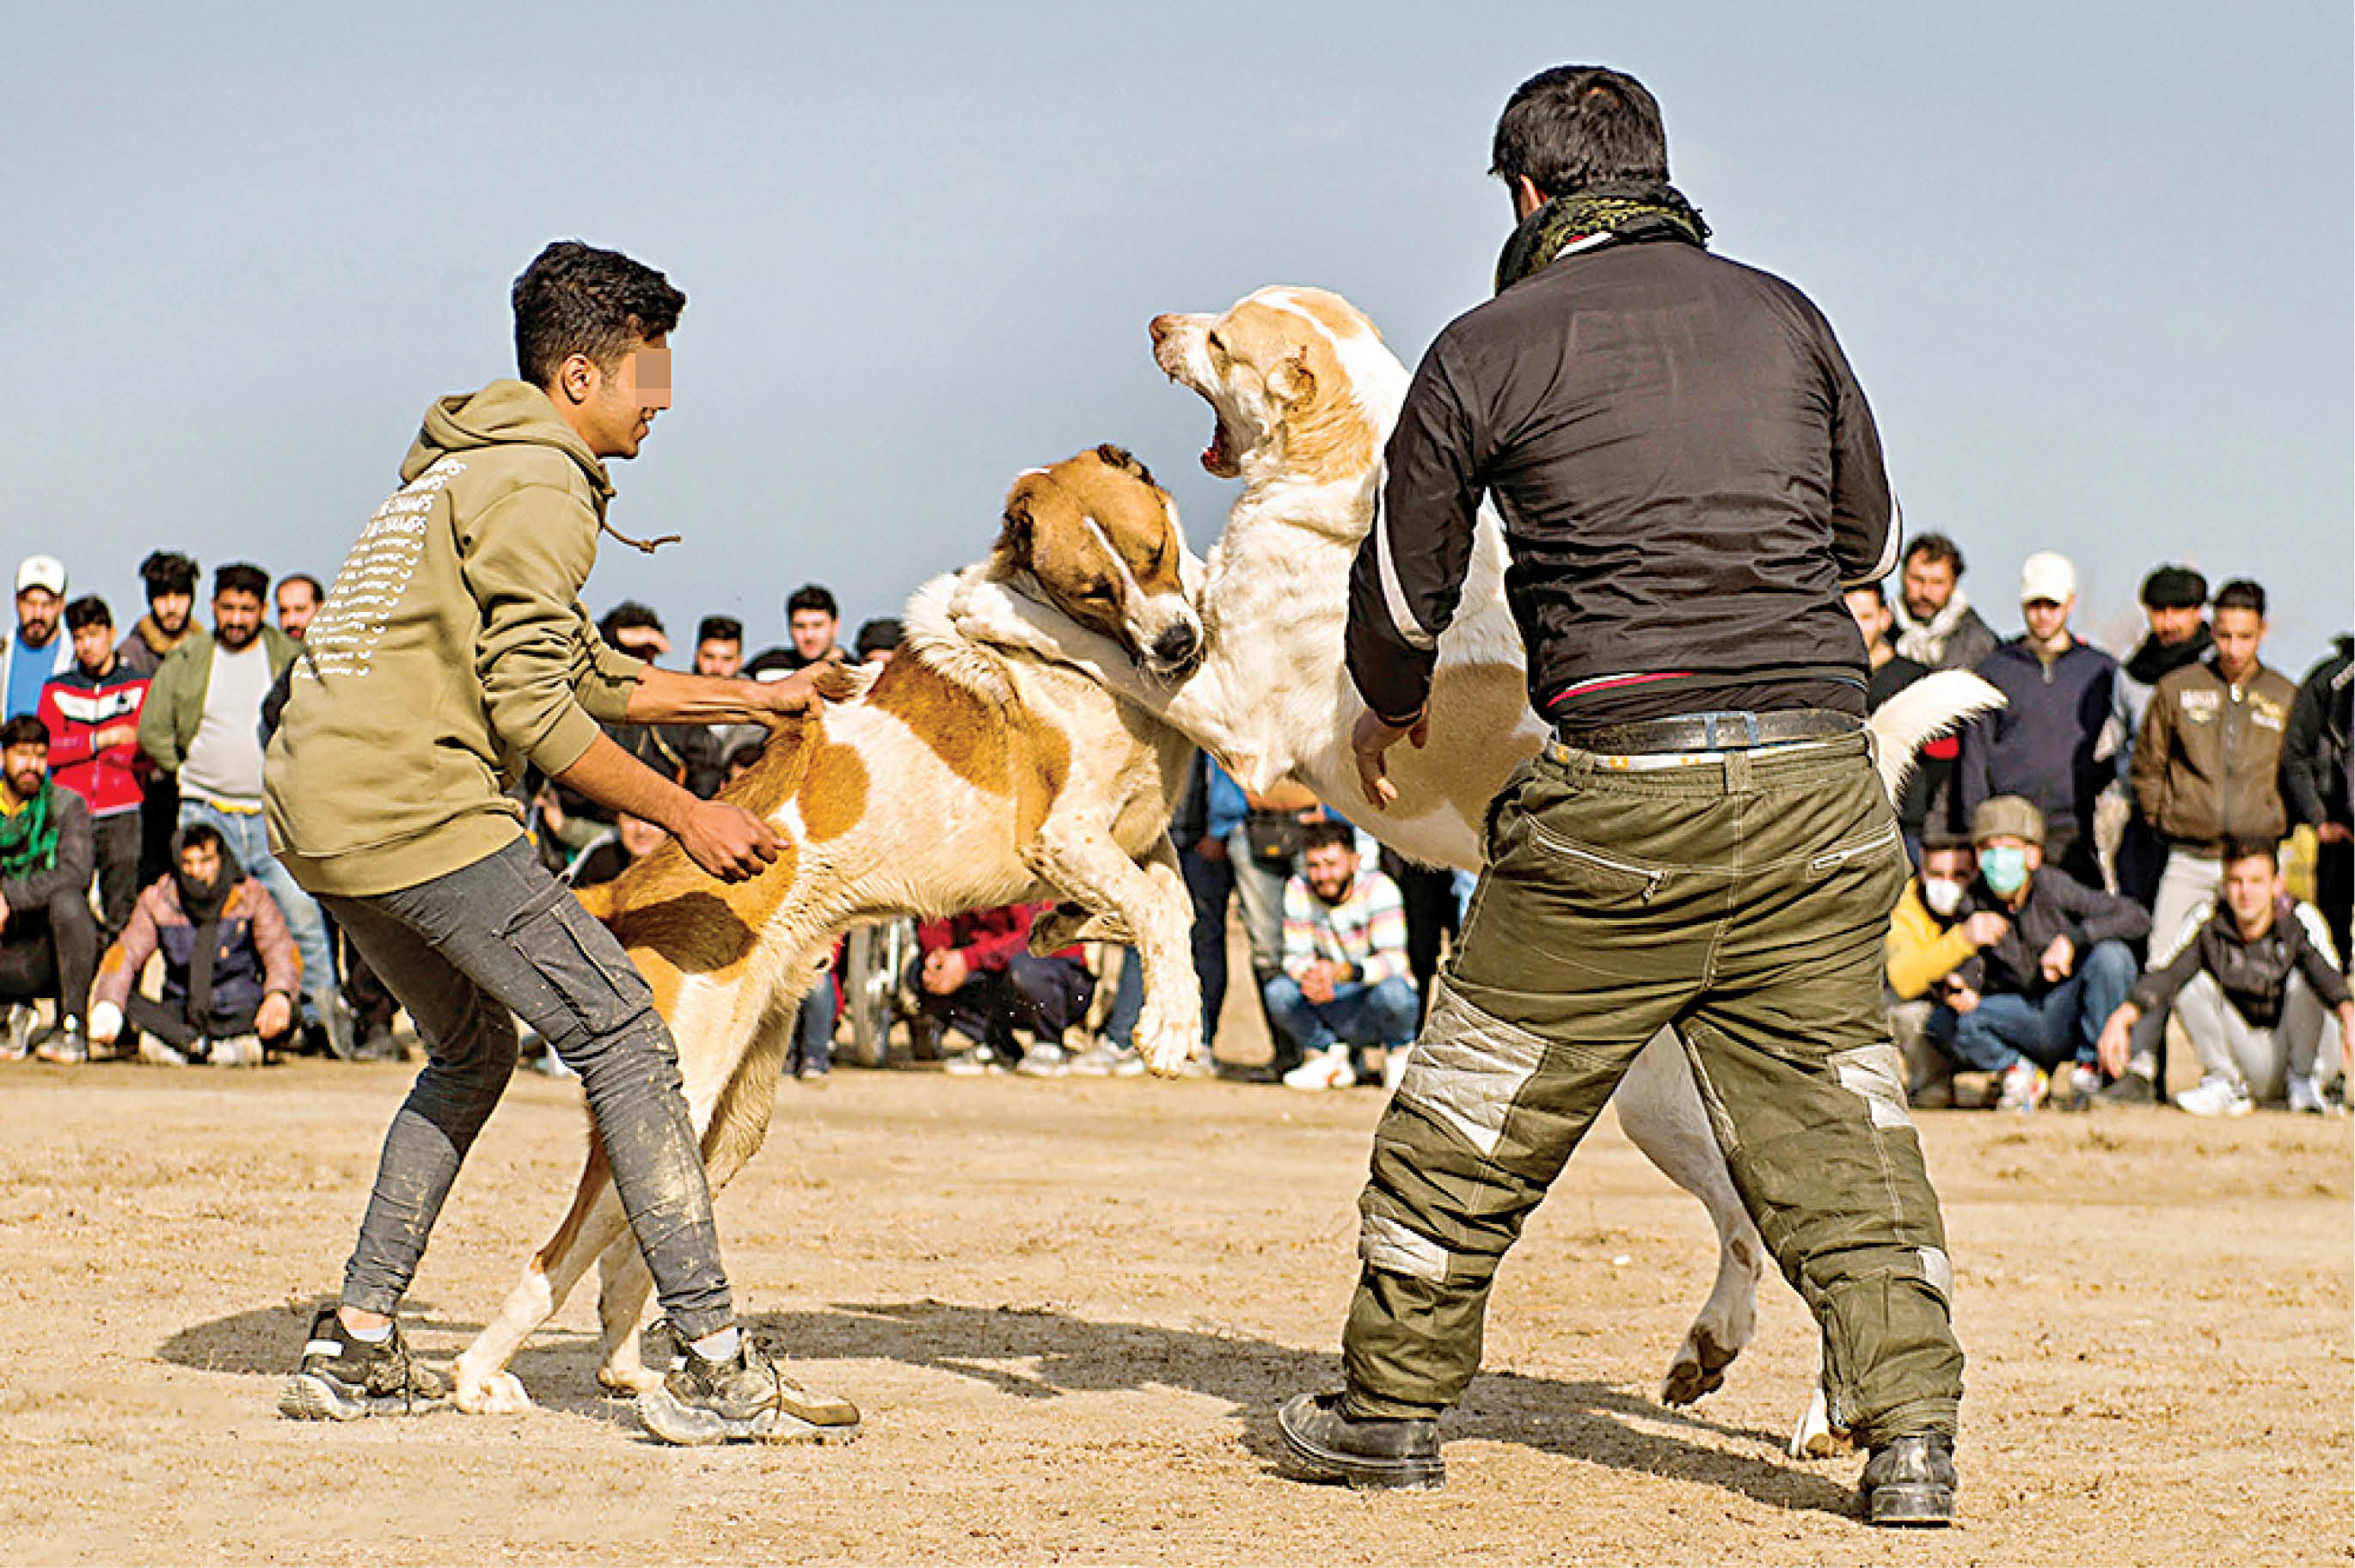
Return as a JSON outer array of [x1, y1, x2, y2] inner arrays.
[[1, 1038, 2348, 1567]]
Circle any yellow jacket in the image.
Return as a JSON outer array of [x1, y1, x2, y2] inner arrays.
[[1887, 881, 1978, 1001]]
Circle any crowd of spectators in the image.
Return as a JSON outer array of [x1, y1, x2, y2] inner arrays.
[[0, 536, 2346, 1121]]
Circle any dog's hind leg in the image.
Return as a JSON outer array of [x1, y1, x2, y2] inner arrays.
[[451, 1138, 633, 1415]]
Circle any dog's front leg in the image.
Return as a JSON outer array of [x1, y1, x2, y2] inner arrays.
[[1024, 827, 1201, 1077]]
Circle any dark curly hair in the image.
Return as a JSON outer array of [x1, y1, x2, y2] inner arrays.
[[512, 241, 686, 390]]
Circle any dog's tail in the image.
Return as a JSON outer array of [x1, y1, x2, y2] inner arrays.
[[1865, 669, 2005, 803]]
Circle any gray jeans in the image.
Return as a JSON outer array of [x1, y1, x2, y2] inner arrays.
[[319, 837, 732, 1338]]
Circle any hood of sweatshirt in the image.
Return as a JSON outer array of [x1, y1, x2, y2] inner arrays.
[[401, 380, 613, 505]]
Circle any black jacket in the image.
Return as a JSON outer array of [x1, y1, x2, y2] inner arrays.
[[2129, 896, 2351, 1027], [1955, 638, 2120, 842], [1953, 866, 2150, 1000], [1347, 233, 1895, 727], [2282, 637, 2352, 830]]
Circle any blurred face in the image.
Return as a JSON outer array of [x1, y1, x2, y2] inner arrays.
[[276, 579, 321, 637], [2021, 596, 2072, 645], [1, 742, 46, 804], [788, 609, 837, 661], [1923, 847, 1974, 884], [1303, 842, 1358, 903], [616, 814, 666, 861], [1844, 587, 1893, 651], [557, 334, 670, 460], [694, 637, 741, 678], [71, 620, 114, 673], [2211, 606, 2264, 683], [212, 589, 265, 652], [2221, 853, 2279, 933], [150, 589, 193, 637], [15, 588, 59, 645], [1900, 555, 1956, 622], [2143, 603, 2203, 647], [177, 837, 223, 887]]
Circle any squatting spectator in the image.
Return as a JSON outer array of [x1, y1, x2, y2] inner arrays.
[[1889, 534, 2000, 672], [1924, 796, 2149, 1112], [3, 555, 72, 721], [1955, 552, 2118, 889], [916, 900, 1093, 1076], [2098, 840, 2352, 1117], [854, 617, 903, 666], [89, 823, 298, 1067], [0, 716, 98, 1063], [141, 561, 346, 1056], [747, 584, 845, 680], [1848, 579, 1936, 859], [37, 596, 150, 935], [2113, 565, 2212, 909], [2282, 635, 2352, 961], [1884, 832, 2005, 1106], [117, 550, 200, 887], [1267, 821, 1418, 1092], [2129, 579, 2297, 984], [275, 573, 325, 639]]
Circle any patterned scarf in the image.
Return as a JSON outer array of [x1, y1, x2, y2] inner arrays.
[[0, 779, 59, 879], [1495, 180, 1711, 295]]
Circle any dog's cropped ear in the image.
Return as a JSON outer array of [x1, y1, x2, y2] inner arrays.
[[1093, 443, 1158, 490], [1267, 346, 1317, 407], [994, 487, 1036, 567]]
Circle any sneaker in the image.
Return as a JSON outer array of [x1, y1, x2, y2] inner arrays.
[[942, 1045, 1006, 1076], [138, 1034, 190, 1067], [1995, 1059, 2048, 1113], [322, 995, 358, 1062], [796, 1061, 831, 1084], [1064, 1040, 1144, 1077], [2064, 1063, 2102, 1111], [211, 1033, 266, 1068], [2174, 1074, 2254, 1118], [1282, 1044, 1355, 1092], [2286, 1074, 2327, 1115], [352, 1028, 405, 1063], [1857, 1433, 1957, 1527], [34, 1018, 88, 1064], [1178, 1048, 1219, 1079], [2091, 1067, 2157, 1108], [1276, 1391, 1443, 1491], [1382, 1047, 1414, 1093], [279, 1307, 449, 1420], [637, 1330, 861, 1446], [1015, 1040, 1070, 1078], [0, 1002, 36, 1062]]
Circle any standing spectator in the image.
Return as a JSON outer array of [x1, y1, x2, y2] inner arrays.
[[1884, 832, 2002, 1106], [37, 596, 150, 936], [1888, 534, 2000, 672], [86, 823, 299, 1067], [117, 550, 200, 890], [916, 900, 1094, 1076], [2129, 579, 2298, 988], [746, 584, 845, 680], [1955, 552, 2119, 889], [0, 716, 98, 1063], [275, 573, 325, 639], [2098, 840, 2352, 1116], [3, 556, 72, 721], [2113, 565, 2212, 909], [2282, 635, 2353, 962], [566, 812, 667, 890], [683, 615, 760, 799], [139, 561, 347, 1057], [853, 617, 903, 666], [1266, 822, 1419, 1091], [1923, 796, 2149, 1112], [1847, 580, 1935, 860]]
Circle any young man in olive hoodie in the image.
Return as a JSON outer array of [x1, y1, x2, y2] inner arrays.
[[270, 242, 856, 1445]]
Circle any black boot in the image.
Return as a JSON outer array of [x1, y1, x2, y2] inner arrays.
[[1276, 1391, 1443, 1490], [1858, 1433, 1957, 1527]]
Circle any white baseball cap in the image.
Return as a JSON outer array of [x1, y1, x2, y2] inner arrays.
[[2019, 551, 2076, 606], [14, 555, 65, 597]]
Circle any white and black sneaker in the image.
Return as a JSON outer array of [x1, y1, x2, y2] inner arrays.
[[279, 1307, 449, 1420], [636, 1328, 861, 1446]]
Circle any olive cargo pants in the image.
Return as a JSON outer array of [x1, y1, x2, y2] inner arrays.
[[1345, 732, 1964, 1445]]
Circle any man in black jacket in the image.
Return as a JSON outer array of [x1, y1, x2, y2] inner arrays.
[[2114, 566, 2212, 909], [2282, 635, 2352, 959], [1283, 64, 1963, 1526]]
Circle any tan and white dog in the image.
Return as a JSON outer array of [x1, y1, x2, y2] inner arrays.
[[948, 287, 2002, 1455], [448, 445, 1211, 1416]]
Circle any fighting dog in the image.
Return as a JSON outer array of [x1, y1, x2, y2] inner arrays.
[[448, 445, 1211, 1415], [948, 287, 2002, 1455]]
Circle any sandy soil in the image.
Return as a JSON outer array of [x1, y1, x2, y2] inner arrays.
[[0, 1050, 2346, 1567]]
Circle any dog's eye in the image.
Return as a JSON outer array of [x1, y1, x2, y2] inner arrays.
[[1205, 331, 1226, 357], [1083, 581, 1117, 602]]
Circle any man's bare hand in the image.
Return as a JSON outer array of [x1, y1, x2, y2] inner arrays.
[[921, 948, 970, 996], [1947, 984, 1980, 1015], [1301, 959, 1342, 1006], [676, 800, 782, 883], [1961, 910, 2009, 948], [2039, 934, 2076, 983], [256, 992, 294, 1041], [1352, 707, 1430, 812], [2096, 1002, 2140, 1078], [2321, 823, 2353, 846]]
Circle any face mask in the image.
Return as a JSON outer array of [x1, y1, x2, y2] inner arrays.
[[1922, 877, 1963, 917], [1979, 845, 2030, 897]]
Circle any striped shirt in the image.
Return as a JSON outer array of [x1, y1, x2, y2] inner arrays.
[[1281, 869, 1410, 988]]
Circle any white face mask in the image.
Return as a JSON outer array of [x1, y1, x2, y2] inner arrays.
[[1922, 877, 1964, 917]]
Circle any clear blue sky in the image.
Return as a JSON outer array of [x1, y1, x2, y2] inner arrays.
[[8, 2, 2349, 671]]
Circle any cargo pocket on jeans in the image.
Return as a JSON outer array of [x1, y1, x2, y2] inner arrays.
[[500, 879, 650, 1037]]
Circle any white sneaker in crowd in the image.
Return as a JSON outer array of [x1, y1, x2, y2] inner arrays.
[[211, 1033, 265, 1068], [2174, 1074, 2254, 1118], [0, 1002, 36, 1062], [2285, 1074, 2327, 1115], [1382, 1047, 1414, 1093], [1282, 1044, 1355, 1092], [1995, 1059, 2048, 1114], [139, 1035, 191, 1067], [1015, 1039, 1070, 1078], [1064, 1040, 1144, 1077]]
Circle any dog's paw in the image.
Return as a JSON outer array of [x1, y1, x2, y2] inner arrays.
[[596, 1361, 666, 1397], [1788, 1387, 1854, 1460], [1659, 1326, 1739, 1407], [1135, 1009, 1201, 1079], [452, 1367, 533, 1417]]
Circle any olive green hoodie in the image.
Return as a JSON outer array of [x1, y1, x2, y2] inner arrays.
[[265, 381, 646, 897]]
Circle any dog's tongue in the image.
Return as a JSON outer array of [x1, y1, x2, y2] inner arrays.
[[1201, 421, 1231, 474]]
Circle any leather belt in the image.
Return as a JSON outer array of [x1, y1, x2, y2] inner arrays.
[[1552, 708, 1861, 756]]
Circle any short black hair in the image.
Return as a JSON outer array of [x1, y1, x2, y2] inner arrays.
[[512, 241, 686, 390], [787, 585, 838, 620], [214, 562, 270, 601], [1847, 580, 1888, 608], [2138, 564, 2207, 610], [598, 601, 665, 643], [138, 550, 199, 599], [1302, 820, 1357, 855], [854, 617, 903, 658], [176, 821, 225, 858], [0, 715, 48, 750], [64, 595, 113, 634], [2213, 579, 2266, 617], [2219, 836, 2278, 873], [1904, 534, 1966, 575], [696, 615, 743, 646], [1490, 65, 1668, 197], [278, 573, 324, 603]]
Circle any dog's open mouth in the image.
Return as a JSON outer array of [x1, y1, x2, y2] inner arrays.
[[1201, 413, 1240, 478]]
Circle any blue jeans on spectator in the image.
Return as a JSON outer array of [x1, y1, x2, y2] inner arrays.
[[1928, 939, 2137, 1075], [1262, 972, 1420, 1059], [1103, 946, 1144, 1050], [180, 798, 337, 1026], [790, 971, 837, 1076]]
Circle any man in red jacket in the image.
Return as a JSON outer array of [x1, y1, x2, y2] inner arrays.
[[38, 597, 150, 937], [915, 900, 1095, 1076]]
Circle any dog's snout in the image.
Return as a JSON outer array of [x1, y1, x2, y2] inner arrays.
[[1153, 622, 1200, 668], [1149, 315, 1178, 347]]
